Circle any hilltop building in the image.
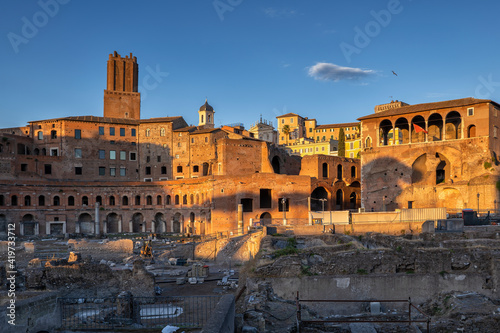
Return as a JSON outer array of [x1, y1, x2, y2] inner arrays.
[[0, 52, 361, 238], [359, 98, 500, 212]]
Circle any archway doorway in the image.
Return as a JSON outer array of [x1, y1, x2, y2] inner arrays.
[[260, 212, 272, 225], [132, 213, 143, 233], [155, 212, 165, 233], [78, 213, 93, 234], [22, 214, 36, 236], [106, 213, 119, 233], [173, 212, 182, 233], [311, 187, 328, 211], [335, 189, 344, 210]]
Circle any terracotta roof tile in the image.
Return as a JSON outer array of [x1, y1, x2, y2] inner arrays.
[[357, 97, 498, 121]]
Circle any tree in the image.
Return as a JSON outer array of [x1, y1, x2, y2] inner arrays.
[[338, 127, 346, 157], [282, 125, 291, 145]]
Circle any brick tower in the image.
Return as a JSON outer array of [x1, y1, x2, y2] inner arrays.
[[103, 51, 141, 119]]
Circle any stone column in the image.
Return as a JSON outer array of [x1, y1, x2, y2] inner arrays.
[[170, 219, 174, 233], [151, 220, 156, 233], [308, 197, 312, 225], [237, 204, 243, 235], [95, 202, 100, 236], [118, 217, 122, 233], [129, 220, 133, 233]]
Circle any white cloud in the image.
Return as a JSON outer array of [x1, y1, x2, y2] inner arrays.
[[308, 62, 375, 82], [262, 7, 297, 18]]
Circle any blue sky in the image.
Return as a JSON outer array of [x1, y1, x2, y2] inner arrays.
[[1, 0, 500, 129]]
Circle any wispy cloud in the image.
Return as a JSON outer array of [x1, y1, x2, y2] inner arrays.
[[308, 62, 375, 82], [262, 7, 297, 18]]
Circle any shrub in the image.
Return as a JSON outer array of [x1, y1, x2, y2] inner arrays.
[[484, 161, 492, 169], [356, 269, 368, 275]]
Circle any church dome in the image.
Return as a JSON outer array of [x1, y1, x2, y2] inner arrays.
[[199, 99, 214, 112]]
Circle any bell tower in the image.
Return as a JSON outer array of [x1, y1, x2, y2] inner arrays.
[[198, 99, 215, 129], [103, 51, 141, 119]]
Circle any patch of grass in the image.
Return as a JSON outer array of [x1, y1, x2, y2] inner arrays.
[[301, 265, 315, 276], [396, 246, 402, 252], [439, 270, 448, 277], [273, 246, 299, 258], [356, 269, 368, 275], [406, 270, 415, 274], [357, 235, 363, 241], [484, 161, 492, 169], [344, 230, 351, 236], [287, 237, 297, 248]]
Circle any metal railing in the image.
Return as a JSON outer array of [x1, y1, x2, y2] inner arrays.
[[59, 295, 220, 330], [295, 292, 431, 332]]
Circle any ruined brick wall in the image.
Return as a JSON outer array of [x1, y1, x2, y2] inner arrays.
[[360, 101, 500, 212]]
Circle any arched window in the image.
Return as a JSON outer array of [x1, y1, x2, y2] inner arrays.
[[395, 118, 410, 144], [53, 196, 60, 206], [468, 125, 476, 138], [135, 195, 141, 205], [82, 196, 89, 206], [337, 164, 343, 179], [24, 195, 31, 206], [166, 195, 171, 205], [379, 119, 393, 146], [183, 195, 188, 205], [96, 196, 102, 205], [322, 163, 328, 178], [190, 194, 194, 204], [428, 113, 443, 142], [146, 195, 153, 205], [11, 195, 18, 206], [146, 128, 151, 137], [196, 194, 199, 205], [122, 196, 129, 206], [109, 196, 115, 206], [351, 166, 356, 178], [38, 195, 45, 206], [68, 196, 74, 206], [157, 195, 162, 205], [445, 111, 462, 140], [175, 195, 180, 205], [365, 136, 372, 148]]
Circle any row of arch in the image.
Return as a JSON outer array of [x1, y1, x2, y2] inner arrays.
[[9, 210, 210, 236], [310, 185, 360, 211], [0, 193, 212, 208], [371, 111, 476, 147], [322, 163, 357, 179]]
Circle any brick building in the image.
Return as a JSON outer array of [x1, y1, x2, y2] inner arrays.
[[359, 98, 500, 212], [0, 52, 360, 238]]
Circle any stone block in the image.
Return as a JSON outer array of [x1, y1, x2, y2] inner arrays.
[[370, 302, 381, 315], [421, 220, 435, 233], [23, 242, 35, 253]]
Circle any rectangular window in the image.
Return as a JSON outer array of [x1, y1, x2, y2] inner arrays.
[[44, 164, 52, 174], [131, 128, 136, 136], [75, 166, 82, 175], [120, 151, 126, 160], [260, 189, 272, 209], [99, 150, 105, 159], [146, 156, 151, 163], [120, 128, 125, 136], [468, 107, 474, 116], [161, 166, 167, 174], [145, 166, 151, 175], [110, 167, 116, 176], [130, 152, 137, 161], [191, 138, 194, 143], [99, 167, 105, 176], [75, 129, 81, 139], [241, 198, 253, 212], [110, 150, 116, 160], [120, 167, 126, 176], [495, 108, 499, 117], [21, 164, 27, 171], [290, 118, 294, 123], [494, 126, 498, 138], [50, 148, 58, 156], [37, 131, 43, 140], [157, 156, 161, 162], [99, 126, 104, 135], [110, 127, 115, 136], [281, 119, 284, 124], [350, 142, 354, 149], [75, 148, 82, 158], [278, 198, 289, 212]]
